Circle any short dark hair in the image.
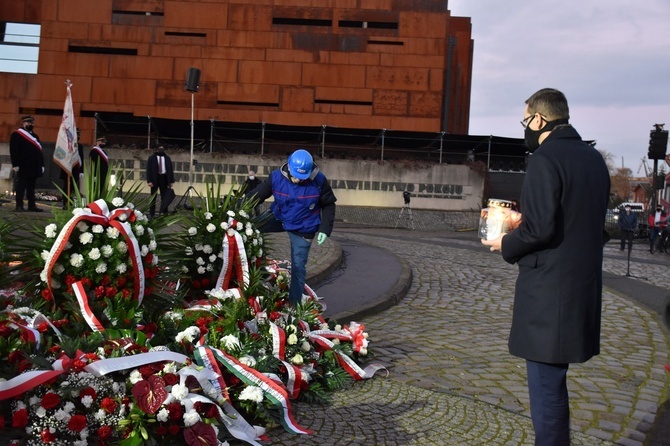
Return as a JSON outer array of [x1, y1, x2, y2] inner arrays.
[[525, 88, 570, 121]]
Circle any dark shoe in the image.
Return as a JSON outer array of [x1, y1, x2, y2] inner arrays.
[[12, 207, 24, 212], [28, 207, 43, 212]]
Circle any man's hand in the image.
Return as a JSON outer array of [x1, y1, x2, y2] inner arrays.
[[147, 182, 154, 188], [481, 234, 504, 252], [317, 232, 327, 245], [12, 166, 18, 172]]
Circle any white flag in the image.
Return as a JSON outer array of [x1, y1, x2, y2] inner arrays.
[[53, 82, 81, 176]]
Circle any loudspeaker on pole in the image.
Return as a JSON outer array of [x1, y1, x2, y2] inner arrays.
[[185, 67, 201, 92]]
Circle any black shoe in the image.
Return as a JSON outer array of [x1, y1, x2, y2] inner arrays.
[[28, 207, 43, 212], [12, 207, 24, 212]]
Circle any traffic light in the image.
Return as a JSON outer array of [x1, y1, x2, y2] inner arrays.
[[648, 129, 668, 160], [654, 174, 666, 190]]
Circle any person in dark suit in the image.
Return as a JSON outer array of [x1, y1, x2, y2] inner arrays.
[[482, 88, 611, 446], [9, 115, 45, 212], [243, 170, 262, 192], [146, 146, 175, 217], [59, 129, 85, 209], [89, 136, 109, 195]]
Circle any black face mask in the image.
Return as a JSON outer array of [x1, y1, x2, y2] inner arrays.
[[524, 118, 569, 152], [25, 125, 34, 132]]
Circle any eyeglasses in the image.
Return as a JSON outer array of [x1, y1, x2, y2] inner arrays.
[[520, 115, 535, 129]]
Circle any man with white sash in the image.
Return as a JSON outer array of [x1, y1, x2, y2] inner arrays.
[[9, 115, 45, 212]]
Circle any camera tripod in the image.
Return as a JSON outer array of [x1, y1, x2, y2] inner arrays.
[[623, 231, 647, 280], [176, 185, 201, 210], [395, 203, 415, 230]]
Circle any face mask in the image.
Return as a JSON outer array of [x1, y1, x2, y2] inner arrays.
[[524, 118, 569, 152], [249, 176, 255, 180], [25, 124, 34, 132]]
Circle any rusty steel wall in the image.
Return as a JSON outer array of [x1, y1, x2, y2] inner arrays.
[[0, 0, 473, 147]]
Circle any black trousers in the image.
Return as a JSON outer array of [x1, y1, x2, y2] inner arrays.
[[620, 230, 634, 250], [15, 173, 37, 209], [149, 174, 169, 216]]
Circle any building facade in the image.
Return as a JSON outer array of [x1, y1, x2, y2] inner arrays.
[[0, 0, 473, 148]]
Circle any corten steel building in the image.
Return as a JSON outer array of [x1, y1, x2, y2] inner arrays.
[[0, 0, 474, 150]]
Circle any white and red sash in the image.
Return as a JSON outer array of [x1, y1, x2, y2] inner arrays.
[[17, 128, 42, 151], [91, 145, 109, 162]]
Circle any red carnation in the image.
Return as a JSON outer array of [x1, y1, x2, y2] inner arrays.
[[94, 286, 105, 298], [101, 274, 111, 286], [41, 392, 60, 410], [122, 288, 132, 299], [100, 397, 117, 413], [36, 321, 49, 332], [41, 288, 53, 301], [40, 428, 56, 443], [12, 408, 28, 428], [156, 424, 168, 436], [116, 276, 127, 288], [80, 387, 97, 401], [67, 414, 87, 432], [65, 274, 77, 286], [269, 311, 281, 321], [105, 286, 117, 298], [97, 425, 113, 440], [162, 373, 179, 386], [168, 424, 181, 435], [166, 402, 183, 421]]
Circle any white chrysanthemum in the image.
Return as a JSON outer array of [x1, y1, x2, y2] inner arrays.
[[95, 262, 107, 274], [175, 326, 200, 344], [88, 248, 101, 260], [245, 222, 252, 229], [245, 228, 254, 237], [220, 222, 228, 230], [207, 288, 226, 299], [76, 221, 89, 232], [195, 244, 203, 251], [116, 263, 127, 274], [81, 395, 94, 408], [197, 266, 206, 274], [188, 227, 197, 236], [101, 245, 113, 257], [79, 232, 93, 245], [236, 222, 244, 231], [239, 385, 263, 403], [65, 242, 73, 249], [181, 265, 189, 273], [45, 223, 58, 238], [129, 370, 143, 384], [147, 227, 154, 236], [252, 239, 258, 246], [116, 241, 128, 254], [53, 263, 64, 274], [126, 202, 135, 210], [196, 257, 205, 266], [163, 362, 177, 374], [141, 245, 149, 256], [202, 244, 213, 254], [185, 246, 193, 255], [35, 406, 47, 418], [204, 212, 213, 220], [164, 311, 183, 321], [157, 407, 169, 422], [152, 255, 159, 266], [171, 384, 189, 401], [291, 354, 304, 365], [40, 269, 48, 283], [70, 253, 84, 268], [148, 240, 157, 251], [118, 213, 128, 222], [205, 264, 213, 272], [287, 334, 298, 345], [94, 408, 106, 422], [227, 210, 235, 217], [208, 254, 217, 263], [183, 408, 201, 427], [106, 226, 120, 239], [218, 251, 224, 258], [206, 223, 216, 233], [239, 355, 257, 368], [301, 341, 311, 352], [92, 224, 104, 234], [40, 250, 50, 261], [112, 197, 125, 207], [221, 334, 240, 351], [134, 224, 145, 236], [239, 210, 249, 218]]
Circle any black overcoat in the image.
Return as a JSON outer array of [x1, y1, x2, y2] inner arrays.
[[501, 126, 610, 364]]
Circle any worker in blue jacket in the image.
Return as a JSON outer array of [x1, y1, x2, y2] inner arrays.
[[246, 149, 337, 305]]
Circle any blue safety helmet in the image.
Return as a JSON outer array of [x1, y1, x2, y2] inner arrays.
[[288, 149, 313, 180]]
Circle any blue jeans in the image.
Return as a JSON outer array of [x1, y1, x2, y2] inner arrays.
[[526, 360, 570, 446], [288, 231, 313, 305]]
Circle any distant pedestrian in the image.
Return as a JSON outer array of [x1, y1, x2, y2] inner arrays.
[[246, 149, 336, 306], [89, 136, 109, 196], [146, 146, 175, 217], [618, 205, 637, 251], [243, 170, 262, 193], [9, 115, 44, 212], [647, 204, 667, 253], [483, 88, 610, 446]]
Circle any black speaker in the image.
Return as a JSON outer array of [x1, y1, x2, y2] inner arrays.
[[648, 129, 668, 160], [185, 67, 201, 92]]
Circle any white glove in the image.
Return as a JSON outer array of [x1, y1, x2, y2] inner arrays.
[[317, 232, 327, 245], [12, 166, 19, 172], [42, 166, 45, 173]]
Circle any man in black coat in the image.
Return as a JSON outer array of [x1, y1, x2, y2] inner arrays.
[[483, 88, 610, 445], [9, 115, 45, 212], [146, 146, 175, 217]]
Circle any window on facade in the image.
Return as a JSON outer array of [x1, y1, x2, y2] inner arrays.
[[0, 22, 40, 74]]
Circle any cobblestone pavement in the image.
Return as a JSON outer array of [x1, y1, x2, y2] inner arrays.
[[259, 228, 670, 446]]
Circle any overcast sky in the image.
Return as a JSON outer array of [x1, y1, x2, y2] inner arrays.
[[448, 0, 670, 173]]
